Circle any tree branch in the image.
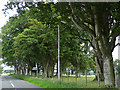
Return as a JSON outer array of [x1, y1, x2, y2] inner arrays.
[[79, 37, 95, 50], [71, 15, 95, 36], [110, 24, 120, 52], [115, 43, 120, 48], [69, 2, 95, 36]]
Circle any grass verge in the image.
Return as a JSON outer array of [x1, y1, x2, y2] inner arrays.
[[9, 74, 104, 88]]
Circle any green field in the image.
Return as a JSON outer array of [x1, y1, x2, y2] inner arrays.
[[10, 74, 105, 88]]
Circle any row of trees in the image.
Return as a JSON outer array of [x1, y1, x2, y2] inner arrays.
[[2, 3, 94, 78], [2, 2, 120, 87]]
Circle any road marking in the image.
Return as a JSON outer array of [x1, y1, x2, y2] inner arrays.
[[10, 81, 15, 88]]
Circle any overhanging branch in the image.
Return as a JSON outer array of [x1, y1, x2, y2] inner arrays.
[[79, 37, 95, 49], [115, 43, 120, 47], [69, 2, 95, 36], [110, 28, 120, 52], [71, 16, 95, 36]]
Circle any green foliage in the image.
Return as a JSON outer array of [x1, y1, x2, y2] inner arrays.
[[2, 14, 30, 66], [2, 2, 95, 78], [114, 59, 120, 74]]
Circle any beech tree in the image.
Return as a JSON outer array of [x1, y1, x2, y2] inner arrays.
[[55, 2, 120, 87]]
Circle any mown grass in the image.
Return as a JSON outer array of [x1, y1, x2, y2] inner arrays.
[[10, 74, 104, 88]]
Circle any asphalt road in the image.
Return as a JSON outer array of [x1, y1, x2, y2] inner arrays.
[[1, 74, 44, 90]]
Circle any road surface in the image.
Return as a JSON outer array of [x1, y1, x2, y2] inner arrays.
[[1, 74, 44, 90]]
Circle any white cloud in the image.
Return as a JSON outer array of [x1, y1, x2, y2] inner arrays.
[[0, 0, 17, 28], [0, 0, 8, 28]]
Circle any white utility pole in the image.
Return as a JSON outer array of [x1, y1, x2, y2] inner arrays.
[[58, 25, 60, 81]]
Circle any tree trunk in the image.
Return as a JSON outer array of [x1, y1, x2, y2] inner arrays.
[[51, 65, 54, 78], [48, 66, 51, 78], [22, 66, 26, 75], [17, 66, 20, 74], [14, 64, 18, 74], [75, 70, 78, 78], [27, 68, 29, 76], [71, 70, 74, 75], [60, 66, 63, 81], [36, 63, 38, 77], [25, 67, 28, 76], [85, 70, 87, 86], [28, 66, 32, 76], [95, 56, 104, 81], [93, 5, 115, 87], [98, 71, 100, 87], [78, 72, 81, 78], [103, 56, 115, 87], [75, 64, 80, 78], [14, 67, 17, 74], [44, 66, 47, 78]]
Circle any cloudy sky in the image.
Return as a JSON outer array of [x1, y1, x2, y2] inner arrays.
[[0, 0, 9, 28], [0, 0, 18, 28], [0, 1, 119, 70]]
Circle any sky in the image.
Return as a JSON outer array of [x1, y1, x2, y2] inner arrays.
[[0, 0, 18, 28], [0, 0, 9, 28], [0, 1, 119, 70]]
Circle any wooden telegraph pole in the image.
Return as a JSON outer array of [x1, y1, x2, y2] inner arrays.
[[58, 25, 60, 81]]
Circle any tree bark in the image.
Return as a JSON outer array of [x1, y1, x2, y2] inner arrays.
[[103, 56, 115, 87], [78, 72, 81, 78], [93, 5, 115, 87], [43, 66, 47, 78], [85, 70, 87, 86], [36, 63, 39, 77], [75, 70, 78, 78], [95, 56, 104, 81]]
